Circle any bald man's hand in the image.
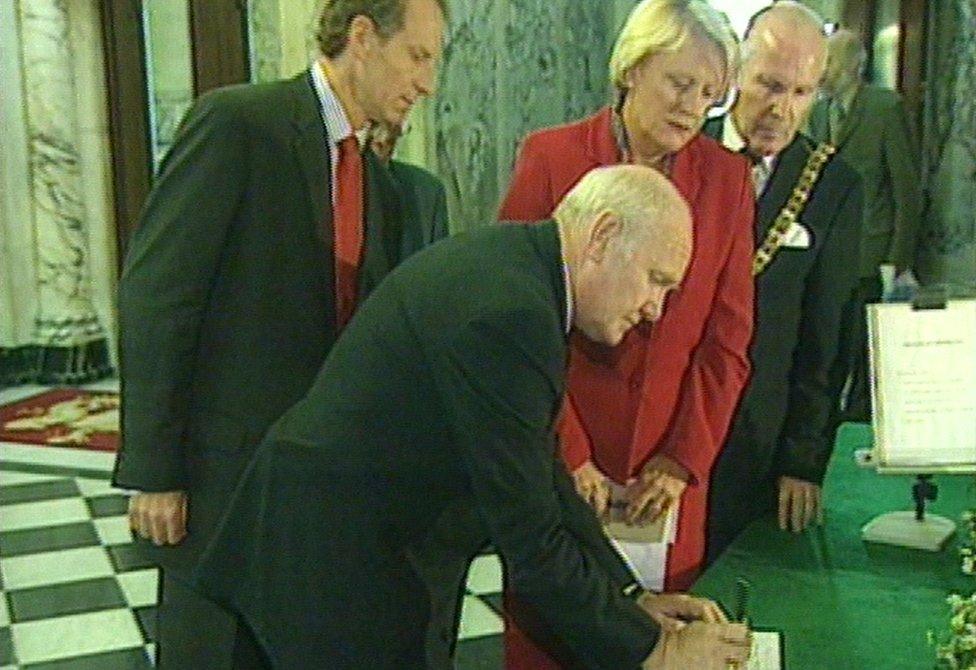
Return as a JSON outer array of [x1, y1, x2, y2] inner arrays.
[[643, 621, 752, 670], [129, 491, 187, 546]]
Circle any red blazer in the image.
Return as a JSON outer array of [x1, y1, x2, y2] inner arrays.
[[499, 108, 755, 590]]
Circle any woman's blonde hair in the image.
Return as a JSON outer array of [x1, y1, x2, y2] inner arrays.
[[609, 0, 738, 94]]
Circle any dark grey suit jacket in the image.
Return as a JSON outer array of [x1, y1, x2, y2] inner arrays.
[[114, 73, 420, 573], [193, 222, 658, 670], [388, 159, 450, 252], [807, 84, 922, 276]]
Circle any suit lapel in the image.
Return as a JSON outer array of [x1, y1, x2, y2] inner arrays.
[[290, 72, 333, 248], [835, 88, 865, 148]]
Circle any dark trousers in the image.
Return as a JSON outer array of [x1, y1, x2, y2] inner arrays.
[[157, 571, 268, 669], [705, 428, 779, 566], [826, 276, 883, 437]]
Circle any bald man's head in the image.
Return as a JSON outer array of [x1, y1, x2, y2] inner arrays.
[[823, 28, 866, 98], [733, 2, 827, 156], [556, 165, 692, 346]]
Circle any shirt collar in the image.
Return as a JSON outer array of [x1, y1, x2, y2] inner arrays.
[[835, 83, 859, 114], [310, 61, 369, 147]]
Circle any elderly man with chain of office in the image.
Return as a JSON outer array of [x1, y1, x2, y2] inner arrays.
[[704, 3, 864, 562]]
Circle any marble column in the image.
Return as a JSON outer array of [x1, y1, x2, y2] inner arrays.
[[916, 0, 976, 289], [12, 0, 112, 383], [143, 0, 193, 169], [247, 0, 320, 84], [0, 0, 36, 355], [248, 0, 284, 83]]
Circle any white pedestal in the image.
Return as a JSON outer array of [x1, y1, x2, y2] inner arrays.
[[861, 511, 956, 551]]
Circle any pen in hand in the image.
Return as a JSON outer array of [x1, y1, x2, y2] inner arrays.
[[733, 577, 751, 624]]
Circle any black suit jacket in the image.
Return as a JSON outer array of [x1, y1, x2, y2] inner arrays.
[[193, 222, 658, 670], [387, 159, 450, 253], [704, 117, 863, 484], [113, 73, 422, 571]]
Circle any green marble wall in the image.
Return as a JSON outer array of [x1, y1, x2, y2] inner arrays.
[[423, 0, 628, 231], [917, 0, 976, 288]]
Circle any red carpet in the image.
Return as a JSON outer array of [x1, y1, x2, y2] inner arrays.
[[0, 388, 119, 452]]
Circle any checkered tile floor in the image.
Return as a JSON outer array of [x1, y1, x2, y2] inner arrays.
[[0, 383, 505, 669]]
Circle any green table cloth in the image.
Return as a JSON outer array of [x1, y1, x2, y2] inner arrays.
[[694, 423, 975, 669]]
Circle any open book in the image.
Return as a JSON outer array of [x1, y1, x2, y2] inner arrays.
[[868, 300, 976, 472]]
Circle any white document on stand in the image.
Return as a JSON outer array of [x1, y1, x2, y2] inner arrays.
[[603, 483, 679, 591], [868, 300, 976, 469]]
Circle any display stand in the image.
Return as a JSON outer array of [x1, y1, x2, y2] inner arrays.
[[860, 289, 976, 551]]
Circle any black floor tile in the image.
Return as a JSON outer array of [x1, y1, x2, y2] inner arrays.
[[455, 633, 503, 670], [85, 495, 129, 519], [0, 626, 15, 666], [133, 606, 157, 643], [23, 646, 151, 669], [0, 461, 112, 481], [7, 577, 126, 623], [107, 544, 156, 573], [0, 522, 99, 558], [479, 592, 504, 617], [0, 479, 79, 506]]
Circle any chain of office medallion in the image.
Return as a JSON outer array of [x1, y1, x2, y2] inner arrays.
[[752, 143, 837, 276]]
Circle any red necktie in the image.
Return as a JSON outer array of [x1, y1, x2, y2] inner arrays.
[[334, 135, 364, 331]]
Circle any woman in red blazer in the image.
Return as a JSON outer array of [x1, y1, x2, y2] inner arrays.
[[498, 1, 755, 667]]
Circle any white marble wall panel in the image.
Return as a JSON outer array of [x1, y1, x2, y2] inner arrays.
[[17, 0, 105, 347]]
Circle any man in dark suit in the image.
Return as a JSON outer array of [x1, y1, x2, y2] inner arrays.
[[370, 121, 450, 247], [112, 0, 447, 667], [705, 2, 864, 562], [808, 28, 923, 421], [193, 166, 752, 670]]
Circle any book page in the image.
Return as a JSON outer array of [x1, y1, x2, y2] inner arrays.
[[748, 631, 782, 670], [869, 301, 976, 468], [602, 483, 679, 591]]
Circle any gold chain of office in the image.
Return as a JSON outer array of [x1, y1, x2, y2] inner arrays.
[[752, 142, 837, 276]]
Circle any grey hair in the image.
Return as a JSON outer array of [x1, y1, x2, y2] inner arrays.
[[828, 28, 868, 77]]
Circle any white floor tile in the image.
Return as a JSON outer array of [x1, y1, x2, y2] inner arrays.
[[457, 595, 504, 640], [80, 378, 120, 393], [93, 516, 133, 546], [0, 442, 115, 473], [145, 642, 157, 665], [0, 470, 63, 487], [465, 554, 502, 595], [0, 385, 50, 406], [116, 568, 158, 608], [10, 608, 143, 665], [75, 477, 120, 498], [0, 497, 90, 532], [0, 591, 9, 626], [0, 546, 113, 591]]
